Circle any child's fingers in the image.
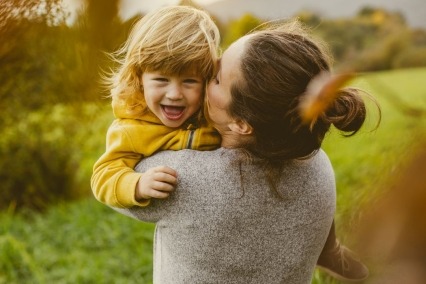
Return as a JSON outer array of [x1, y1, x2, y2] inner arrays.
[[152, 181, 175, 192], [138, 166, 178, 200], [153, 171, 177, 185], [150, 166, 177, 185], [145, 188, 170, 199], [153, 166, 178, 177]]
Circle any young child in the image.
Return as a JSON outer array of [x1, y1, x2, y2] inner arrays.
[[92, 7, 368, 282], [91, 6, 221, 208]]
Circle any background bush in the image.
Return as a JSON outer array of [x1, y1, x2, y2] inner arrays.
[[0, 103, 112, 212]]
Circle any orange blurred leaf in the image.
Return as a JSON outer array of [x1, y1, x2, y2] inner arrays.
[[299, 71, 355, 124]]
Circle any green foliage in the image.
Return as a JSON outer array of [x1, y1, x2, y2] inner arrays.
[[81, 0, 121, 51], [0, 0, 130, 116], [311, 19, 379, 62], [221, 13, 263, 48], [393, 46, 426, 69], [0, 234, 44, 283], [217, 6, 426, 72], [220, 6, 426, 71], [0, 103, 112, 212], [295, 6, 426, 71], [0, 0, 130, 212], [0, 0, 77, 112], [351, 30, 411, 71]]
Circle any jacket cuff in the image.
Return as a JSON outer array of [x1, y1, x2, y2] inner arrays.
[[115, 172, 150, 207]]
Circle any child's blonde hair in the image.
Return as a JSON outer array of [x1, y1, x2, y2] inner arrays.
[[107, 5, 220, 116]]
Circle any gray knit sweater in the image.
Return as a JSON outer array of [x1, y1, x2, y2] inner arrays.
[[114, 148, 336, 284]]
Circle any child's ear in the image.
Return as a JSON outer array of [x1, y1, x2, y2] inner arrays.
[[228, 119, 253, 135]]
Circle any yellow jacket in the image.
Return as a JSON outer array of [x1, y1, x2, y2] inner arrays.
[[91, 102, 220, 208]]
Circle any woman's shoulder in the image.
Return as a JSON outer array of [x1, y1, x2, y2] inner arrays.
[[135, 148, 238, 171], [289, 149, 333, 175]]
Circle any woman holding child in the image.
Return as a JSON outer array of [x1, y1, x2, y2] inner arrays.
[[93, 5, 374, 283]]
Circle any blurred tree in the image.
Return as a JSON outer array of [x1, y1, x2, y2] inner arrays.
[[178, 0, 198, 7], [298, 6, 426, 72], [221, 13, 262, 48], [296, 10, 321, 28], [80, 0, 121, 51], [0, 0, 130, 212], [358, 6, 406, 27], [72, 0, 123, 100], [0, 0, 68, 114], [0, 0, 66, 28]]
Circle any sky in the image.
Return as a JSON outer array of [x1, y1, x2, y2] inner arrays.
[[120, 0, 222, 19], [62, 0, 425, 29], [62, 0, 224, 23]]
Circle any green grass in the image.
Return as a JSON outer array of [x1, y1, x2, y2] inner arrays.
[[0, 200, 155, 284], [323, 67, 426, 226], [317, 67, 426, 283], [1, 68, 426, 284]]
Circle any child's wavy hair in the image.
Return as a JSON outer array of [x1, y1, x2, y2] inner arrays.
[[105, 5, 220, 117]]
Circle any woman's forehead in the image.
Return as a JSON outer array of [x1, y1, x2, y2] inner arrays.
[[220, 35, 250, 75]]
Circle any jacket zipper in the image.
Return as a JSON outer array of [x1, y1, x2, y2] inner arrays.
[[186, 130, 195, 149]]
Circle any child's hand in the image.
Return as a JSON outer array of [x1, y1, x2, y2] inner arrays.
[[135, 166, 177, 201]]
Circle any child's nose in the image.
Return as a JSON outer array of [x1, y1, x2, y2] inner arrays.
[[166, 84, 183, 100]]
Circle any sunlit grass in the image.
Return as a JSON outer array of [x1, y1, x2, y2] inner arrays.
[[324, 67, 426, 227], [319, 67, 426, 283], [0, 199, 155, 283]]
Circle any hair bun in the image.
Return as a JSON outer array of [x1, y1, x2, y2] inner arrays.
[[326, 89, 366, 135], [299, 71, 355, 126]]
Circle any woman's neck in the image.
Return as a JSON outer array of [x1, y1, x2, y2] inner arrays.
[[220, 131, 252, 148]]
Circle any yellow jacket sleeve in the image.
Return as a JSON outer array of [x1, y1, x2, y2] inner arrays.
[[191, 123, 221, 150], [91, 119, 147, 208], [91, 99, 221, 208], [91, 117, 221, 208]]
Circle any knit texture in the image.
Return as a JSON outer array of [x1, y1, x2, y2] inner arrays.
[[114, 148, 336, 284]]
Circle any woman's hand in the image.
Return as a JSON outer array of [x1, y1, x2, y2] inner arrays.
[[135, 166, 177, 201]]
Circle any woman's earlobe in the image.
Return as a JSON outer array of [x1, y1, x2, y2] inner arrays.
[[228, 119, 253, 135]]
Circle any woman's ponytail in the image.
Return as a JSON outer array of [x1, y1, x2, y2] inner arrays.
[[324, 88, 366, 136], [300, 72, 380, 138]]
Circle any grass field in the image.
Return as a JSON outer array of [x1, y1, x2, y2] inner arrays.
[[1, 68, 426, 283]]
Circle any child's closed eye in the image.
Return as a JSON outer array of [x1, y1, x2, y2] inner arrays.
[[183, 78, 200, 84], [153, 77, 169, 82]]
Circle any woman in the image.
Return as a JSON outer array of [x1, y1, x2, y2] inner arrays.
[[114, 20, 371, 283]]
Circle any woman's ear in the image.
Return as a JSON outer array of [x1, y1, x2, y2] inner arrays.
[[228, 119, 253, 135]]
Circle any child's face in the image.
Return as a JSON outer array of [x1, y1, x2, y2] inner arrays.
[[142, 71, 203, 128]]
